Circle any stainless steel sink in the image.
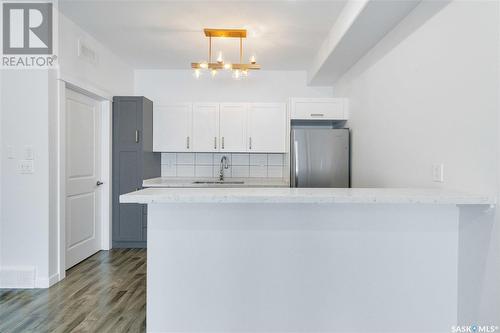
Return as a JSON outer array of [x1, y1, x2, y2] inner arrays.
[[192, 181, 245, 185]]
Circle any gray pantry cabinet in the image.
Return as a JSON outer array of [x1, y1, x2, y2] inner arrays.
[[112, 96, 160, 248]]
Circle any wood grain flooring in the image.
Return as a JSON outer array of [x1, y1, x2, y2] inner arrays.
[[0, 249, 146, 333]]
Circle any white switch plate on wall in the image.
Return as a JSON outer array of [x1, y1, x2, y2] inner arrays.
[[432, 163, 444, 182], [24, 145, 34, 160], [7, 145, 14, 159], [19, 160, 34, 174]]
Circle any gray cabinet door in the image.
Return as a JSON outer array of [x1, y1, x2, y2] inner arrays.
[[141, 98, 161, 180], [112, 97, 147, 248]]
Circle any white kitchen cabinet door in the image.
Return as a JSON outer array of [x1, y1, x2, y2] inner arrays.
[[290, 98, 348, 120], [219, 103, 248, 152], [153, 104, 192, 152], [193, 103, 220, 152], [248, 103, 287, 153]]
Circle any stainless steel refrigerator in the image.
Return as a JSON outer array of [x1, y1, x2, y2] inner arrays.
[[291, 128, 350, 188]]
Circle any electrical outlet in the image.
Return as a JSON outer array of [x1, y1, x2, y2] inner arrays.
[[19, 160, 34, 174], [432, 163, 444, 183]]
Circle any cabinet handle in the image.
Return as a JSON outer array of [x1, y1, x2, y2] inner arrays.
[[135, 130, 139, 143], [310, 113, 324, 117], [214, 137, 217, 149], [249, 137, 252, 150], [186, 136, 190, 149], [221, 137, 224, 149]]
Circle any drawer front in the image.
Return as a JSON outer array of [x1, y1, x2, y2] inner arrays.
[[291, 99, 347, 120]]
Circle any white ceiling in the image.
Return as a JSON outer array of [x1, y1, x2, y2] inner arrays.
[[59, 1, 347, 70]]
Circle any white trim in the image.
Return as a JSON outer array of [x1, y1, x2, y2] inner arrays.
[[101, 100, 113, 250], [0, 266, 36, 289], [57, 80, 66, 282], [58, 74, 113, 101], [48, 273, 60, 287], [35, 273, 60, 289], [57, 80, 112, 285]]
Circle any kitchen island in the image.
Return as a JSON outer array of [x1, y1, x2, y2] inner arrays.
[[120, 188, 494, 333]]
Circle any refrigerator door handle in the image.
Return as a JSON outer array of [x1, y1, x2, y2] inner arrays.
[[290, 142, 295, 187], [293, 141, 299, 187]]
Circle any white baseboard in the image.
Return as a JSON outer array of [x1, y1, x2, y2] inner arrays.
[[0, 266, 35, 288], [35, 273, 60, 288], [49, 273, 60, 286], [0, 267, 61, 289]]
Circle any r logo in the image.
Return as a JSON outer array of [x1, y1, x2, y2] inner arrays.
[[2, 3, 53, 54]]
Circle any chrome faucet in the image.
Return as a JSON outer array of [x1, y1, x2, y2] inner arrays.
[[219, 156, 229, 181]]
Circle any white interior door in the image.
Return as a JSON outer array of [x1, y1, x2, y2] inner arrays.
[[65, 89, 102, 269], [193, 103, 219, 152]]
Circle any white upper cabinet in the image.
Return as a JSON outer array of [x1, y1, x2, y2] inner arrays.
[[153, 102, 288, 153], [290, 98, 348, 120], [193, 103, 220, 152], [219, 103, 248, 152], [153, 104, 192, 152], [248, 103, 287, 153]]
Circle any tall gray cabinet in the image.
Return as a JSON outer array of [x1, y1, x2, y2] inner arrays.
[[112, 96, 160, 248]]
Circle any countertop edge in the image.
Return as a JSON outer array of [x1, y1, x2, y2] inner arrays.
[[120, 188, 496, 206]]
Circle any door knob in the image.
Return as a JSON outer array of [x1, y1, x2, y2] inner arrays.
[[96, 181, 104, 186]]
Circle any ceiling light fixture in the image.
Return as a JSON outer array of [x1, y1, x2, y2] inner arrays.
[[191, 29, 261, 79]]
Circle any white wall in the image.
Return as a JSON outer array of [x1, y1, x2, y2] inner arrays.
[[134, 70, 332, 104], [334, 2, 498, 193], [0, 70, 52, 288], [333, 0, 499, 325], [59, 14, 134, 97], [0, 9, 135, 288], [335, 1, 497, 195]]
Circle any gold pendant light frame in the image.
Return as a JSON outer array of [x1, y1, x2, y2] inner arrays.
[[191, 28, 260, 77]]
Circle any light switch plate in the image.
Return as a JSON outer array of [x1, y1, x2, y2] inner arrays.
[[24, 145, 34, 160], [19, 160, 34, 174], [7, 145, 15, 159], [432, 163, 444, 183]]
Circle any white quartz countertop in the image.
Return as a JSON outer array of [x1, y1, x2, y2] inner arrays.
[[120, 187, 495, 205], [143, 177, 290, 188]]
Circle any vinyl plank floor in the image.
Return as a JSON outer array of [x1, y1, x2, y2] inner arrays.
[[0, 249, 146, 333]]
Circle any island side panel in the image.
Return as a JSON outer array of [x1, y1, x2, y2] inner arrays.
[[147, 203, 458, 333]]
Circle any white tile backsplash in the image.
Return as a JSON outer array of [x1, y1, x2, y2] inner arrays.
[[195, 165, 213, 177], [268, 165, 284, 178], [176, 153, 195, 164], [161, 153, 176, 166], [161, 164, 176, 177], [232, 165, 250, 178], [160, 153, 286, 179], [231, 153, 250, 166], [176, 164, 195, 177], [213, 165, 232, 178], [250, 154, 267, 166], [195, 153, 213, 165], [268, 154, 284, 166], [213, 153, 231, 165], [249, 165, 267, 177]]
